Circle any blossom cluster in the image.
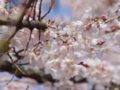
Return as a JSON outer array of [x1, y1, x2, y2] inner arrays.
[[0, 0, 120, 89]]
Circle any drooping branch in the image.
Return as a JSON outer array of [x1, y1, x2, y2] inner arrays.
[[0, 60, 55, 83], [40, 0, 55, 20], [0, 60, 87, 84]]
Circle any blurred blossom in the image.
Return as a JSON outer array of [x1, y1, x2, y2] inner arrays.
[[61, 0, 118, 19]]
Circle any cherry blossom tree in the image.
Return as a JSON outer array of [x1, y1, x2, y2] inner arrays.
[[0, 0, 120, 90]]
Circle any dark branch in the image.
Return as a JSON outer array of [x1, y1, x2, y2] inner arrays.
[[0, 60, 87, 84], [38, 0, 43, 20], [40, 0, 55, 20]]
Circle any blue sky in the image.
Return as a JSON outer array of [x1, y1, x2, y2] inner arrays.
[[7, 0, 72, 18]]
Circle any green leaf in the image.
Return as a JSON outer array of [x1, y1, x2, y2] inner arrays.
[[0, 39, 10, 54]]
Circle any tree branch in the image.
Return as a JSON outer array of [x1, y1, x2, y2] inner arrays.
[[0, 60, 87, 84]]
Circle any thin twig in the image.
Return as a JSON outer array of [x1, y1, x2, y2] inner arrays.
[[11, 47, 24, 64], [7, 53, 26, 75], [6, 70, 17, 85], [33, 0, 38, 20], [38, 29, 41, 44], [7, 27, 18, 42], [26, 85, 29, 90], [105, 16, 120, 23], [38, 0, 43, 20], [24, 30, 32, 55], [40, 0, 55, 20]]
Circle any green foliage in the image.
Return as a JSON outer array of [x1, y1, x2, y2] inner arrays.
[[0, 39, 10, 55]]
